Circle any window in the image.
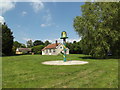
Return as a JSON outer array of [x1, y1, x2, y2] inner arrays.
[[53, 49, 55, 53], [46, 49, 48, 53], [49, 49, 51, 53]]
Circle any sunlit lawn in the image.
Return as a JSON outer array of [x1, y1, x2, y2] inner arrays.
[[2, 54, 118, 88]]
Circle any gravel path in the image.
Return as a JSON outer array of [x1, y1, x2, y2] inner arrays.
[[42, 60, 88, 65]]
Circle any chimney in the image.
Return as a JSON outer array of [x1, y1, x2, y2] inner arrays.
[[56, 40, 58, 45]]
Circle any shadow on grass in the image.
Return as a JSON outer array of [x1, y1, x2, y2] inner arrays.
[[2, 54, 33, 57], [79, 56, 119, 60], [80, 56, 96, 59]]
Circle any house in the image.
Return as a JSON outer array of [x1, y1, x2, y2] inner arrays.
[[42, 41, 69, 55], [16, 48, 31, 54]]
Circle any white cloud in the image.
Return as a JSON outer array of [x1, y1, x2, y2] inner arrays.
[[21, 11, 27, 16], [40, 9, 54, 27], [22, 37, 81, 44], [40, 24, 47, 27], [0, 16, 5, 24], [56, 25, 60, 28], [40, 23, 52, 27], [17, 25, 21, 28], [67, 38, 81, 43], [43, 10, 52, 23], [22, 37, 33, 41], [42, 38, 62, 43], [0, 0, 16, 15], [42, 38, 81, 43], [30, 0, 44, 13]]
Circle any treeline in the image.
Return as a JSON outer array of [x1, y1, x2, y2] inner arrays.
[[13, 40, 51, 54], [73, 2, 120, 58], [26, 40, 51, 54], [1, 22, 83, 56], [19, 40, 83, 54], [1, 23, 51, 55], [66, 41, 82, 54]]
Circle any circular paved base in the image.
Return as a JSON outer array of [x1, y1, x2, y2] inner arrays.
[[42, 60, 88, 65]]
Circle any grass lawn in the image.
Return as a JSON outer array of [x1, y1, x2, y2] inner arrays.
[[2, 54, 118, 88]]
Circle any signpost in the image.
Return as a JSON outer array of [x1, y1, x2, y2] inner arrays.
[[60, 31, 68, 62]]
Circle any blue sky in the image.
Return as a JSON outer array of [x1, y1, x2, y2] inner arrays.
[[1, 1, 84, 44]]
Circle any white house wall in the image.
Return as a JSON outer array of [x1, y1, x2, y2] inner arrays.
[[42, 49, 57, 55], [56, 44, 69, 54], [42, 44, 69, 55]]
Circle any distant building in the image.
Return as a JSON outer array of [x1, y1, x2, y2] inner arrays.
[[16, 48, 31, 54], [42, 41, 69, 55]]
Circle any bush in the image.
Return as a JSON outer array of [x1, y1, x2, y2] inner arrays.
[[32, 45, 44, 54]]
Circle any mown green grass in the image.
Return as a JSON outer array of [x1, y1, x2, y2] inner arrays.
[[2, 54, 118, 88]]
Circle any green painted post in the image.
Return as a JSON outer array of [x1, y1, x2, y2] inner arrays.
[[63, 39, 66, 62], [60, 31, 68, 62]]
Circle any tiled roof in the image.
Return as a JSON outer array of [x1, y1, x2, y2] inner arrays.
[[42, 43, 60, 51], [17, 48, 31, 52]]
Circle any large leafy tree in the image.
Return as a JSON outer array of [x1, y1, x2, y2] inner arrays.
[[26, 40, 33, 48], [13, 41, 22, 48], [73, 2, 120, 58], [44, 40, 51, 46], [32, 45, 44, 54], [2, 23, 14, 56], [12, 41, 26, 54], [13, 41, 26, 48], [33, 40, 44, 46], [66, 41, 82, 54]]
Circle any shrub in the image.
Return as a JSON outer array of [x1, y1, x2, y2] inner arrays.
[[32, 45, 44, 54]]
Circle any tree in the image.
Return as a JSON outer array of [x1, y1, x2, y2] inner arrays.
[[26, 40, 33, 48], [2, 23, 14, 56], [66, 41, 82, 54], [33, 40, 44, 46], [12, 41, 26, 54], [13, 41, 22, 48], [44, 40, 51, 46], [73, 2, 120, 58], [21, 44, 26, 48], [0, 23, 2, 56], [32, 45, 44, 54], [12, 41, 21, 54]]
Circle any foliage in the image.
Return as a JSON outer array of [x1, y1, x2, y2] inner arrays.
[[44, 40, 51, 46], [2, 23, 14, 56], [20, 44, 26, 48], [26, 40, 33, 48], [33, 40, 51, 47], [12, 46, 16, 55], [13, 41, 22, 48], [73, 2, 120, 58], [32, 45, 44, 54], [12, 41, 26, 54], [33, 40, 44, 46], [2, 54, 118, 88], [13, 41, 26, 48], [0, 23, 2, 56], [66, 41, 82, 54], [31, 40, 51, 54]]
